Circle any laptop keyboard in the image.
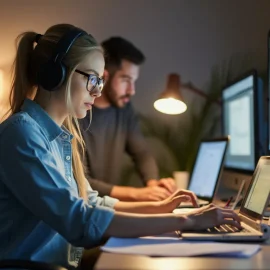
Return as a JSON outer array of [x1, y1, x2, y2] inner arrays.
[[176, 225, 250, 236], [207, 225, 249, 234]]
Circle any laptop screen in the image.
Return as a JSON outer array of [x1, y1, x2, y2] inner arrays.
[[243, 159, 270, 215], [188, 140, 227, 199]]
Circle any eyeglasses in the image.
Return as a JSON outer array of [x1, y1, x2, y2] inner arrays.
[[75, 69, 105, 93]]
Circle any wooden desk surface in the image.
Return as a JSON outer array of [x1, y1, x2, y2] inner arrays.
[[95, 239, 270, 270]]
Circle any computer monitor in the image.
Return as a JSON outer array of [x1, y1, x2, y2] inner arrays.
[[267, 30, 270, 151], [222, 70, 265, 172]]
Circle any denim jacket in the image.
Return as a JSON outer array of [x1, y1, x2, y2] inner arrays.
[[0, 99, 118, 269]]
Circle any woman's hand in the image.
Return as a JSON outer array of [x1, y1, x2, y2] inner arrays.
[[181, 203, 242, 231], [160, 189, 199, 213]]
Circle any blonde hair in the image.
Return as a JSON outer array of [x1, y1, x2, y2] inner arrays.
[[8, 24, 102, 201]]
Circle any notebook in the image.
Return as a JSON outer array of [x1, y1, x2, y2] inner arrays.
[[179, 137, 229, 207], [181, 156, 270, 241]]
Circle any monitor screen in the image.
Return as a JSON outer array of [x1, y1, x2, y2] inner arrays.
[[189, 140, 227, 198], [222, 74, 255, 171], [268, 31, 270, 151]]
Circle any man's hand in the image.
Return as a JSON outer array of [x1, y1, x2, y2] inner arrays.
[[147, 178, 177, 193], [160, 189, 199, 213], [132, 186, 171, 201]]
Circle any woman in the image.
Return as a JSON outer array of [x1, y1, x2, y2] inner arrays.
[[0, 24, 241, 269]]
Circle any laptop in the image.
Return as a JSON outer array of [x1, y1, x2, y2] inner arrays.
[[181, 156, 270, 241], [179, 137, 229, 207]]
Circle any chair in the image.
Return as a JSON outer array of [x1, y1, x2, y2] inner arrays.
[[0, 260, 67, 270]]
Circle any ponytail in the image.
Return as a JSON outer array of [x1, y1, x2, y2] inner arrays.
[[8, 32, 37, 116]]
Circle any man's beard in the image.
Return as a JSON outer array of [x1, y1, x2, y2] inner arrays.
[[104, 84, 131, 108]]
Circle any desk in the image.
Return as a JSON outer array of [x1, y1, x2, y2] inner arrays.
[[95, 185, 270, 270], [95, 240, 270, 270]]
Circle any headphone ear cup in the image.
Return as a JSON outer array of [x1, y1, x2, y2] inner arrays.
[[37, 60, 66, 91]]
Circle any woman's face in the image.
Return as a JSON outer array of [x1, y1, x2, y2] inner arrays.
[[70, 50, 105, 119]]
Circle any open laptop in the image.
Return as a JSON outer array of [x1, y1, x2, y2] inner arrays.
[[181, 156, 270, 241], [179, 137, 229, 207]]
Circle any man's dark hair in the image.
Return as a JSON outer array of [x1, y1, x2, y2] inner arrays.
[[101, 37, 145, 69]]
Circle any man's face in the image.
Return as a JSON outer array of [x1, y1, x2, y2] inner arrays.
[[104, 59, 140, 108]]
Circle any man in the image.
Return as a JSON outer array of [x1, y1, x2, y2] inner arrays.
[[80, 37, 177, 201]]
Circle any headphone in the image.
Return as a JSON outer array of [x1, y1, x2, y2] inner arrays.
[[37, 27, 87, 91]]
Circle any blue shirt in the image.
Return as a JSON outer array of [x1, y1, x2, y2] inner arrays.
[[0, 99, 118, 269]]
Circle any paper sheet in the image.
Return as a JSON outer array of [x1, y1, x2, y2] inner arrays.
[[102, 237, 260, 258]]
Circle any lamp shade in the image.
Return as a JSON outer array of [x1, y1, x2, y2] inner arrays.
[[154, 73, 187, 115]]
